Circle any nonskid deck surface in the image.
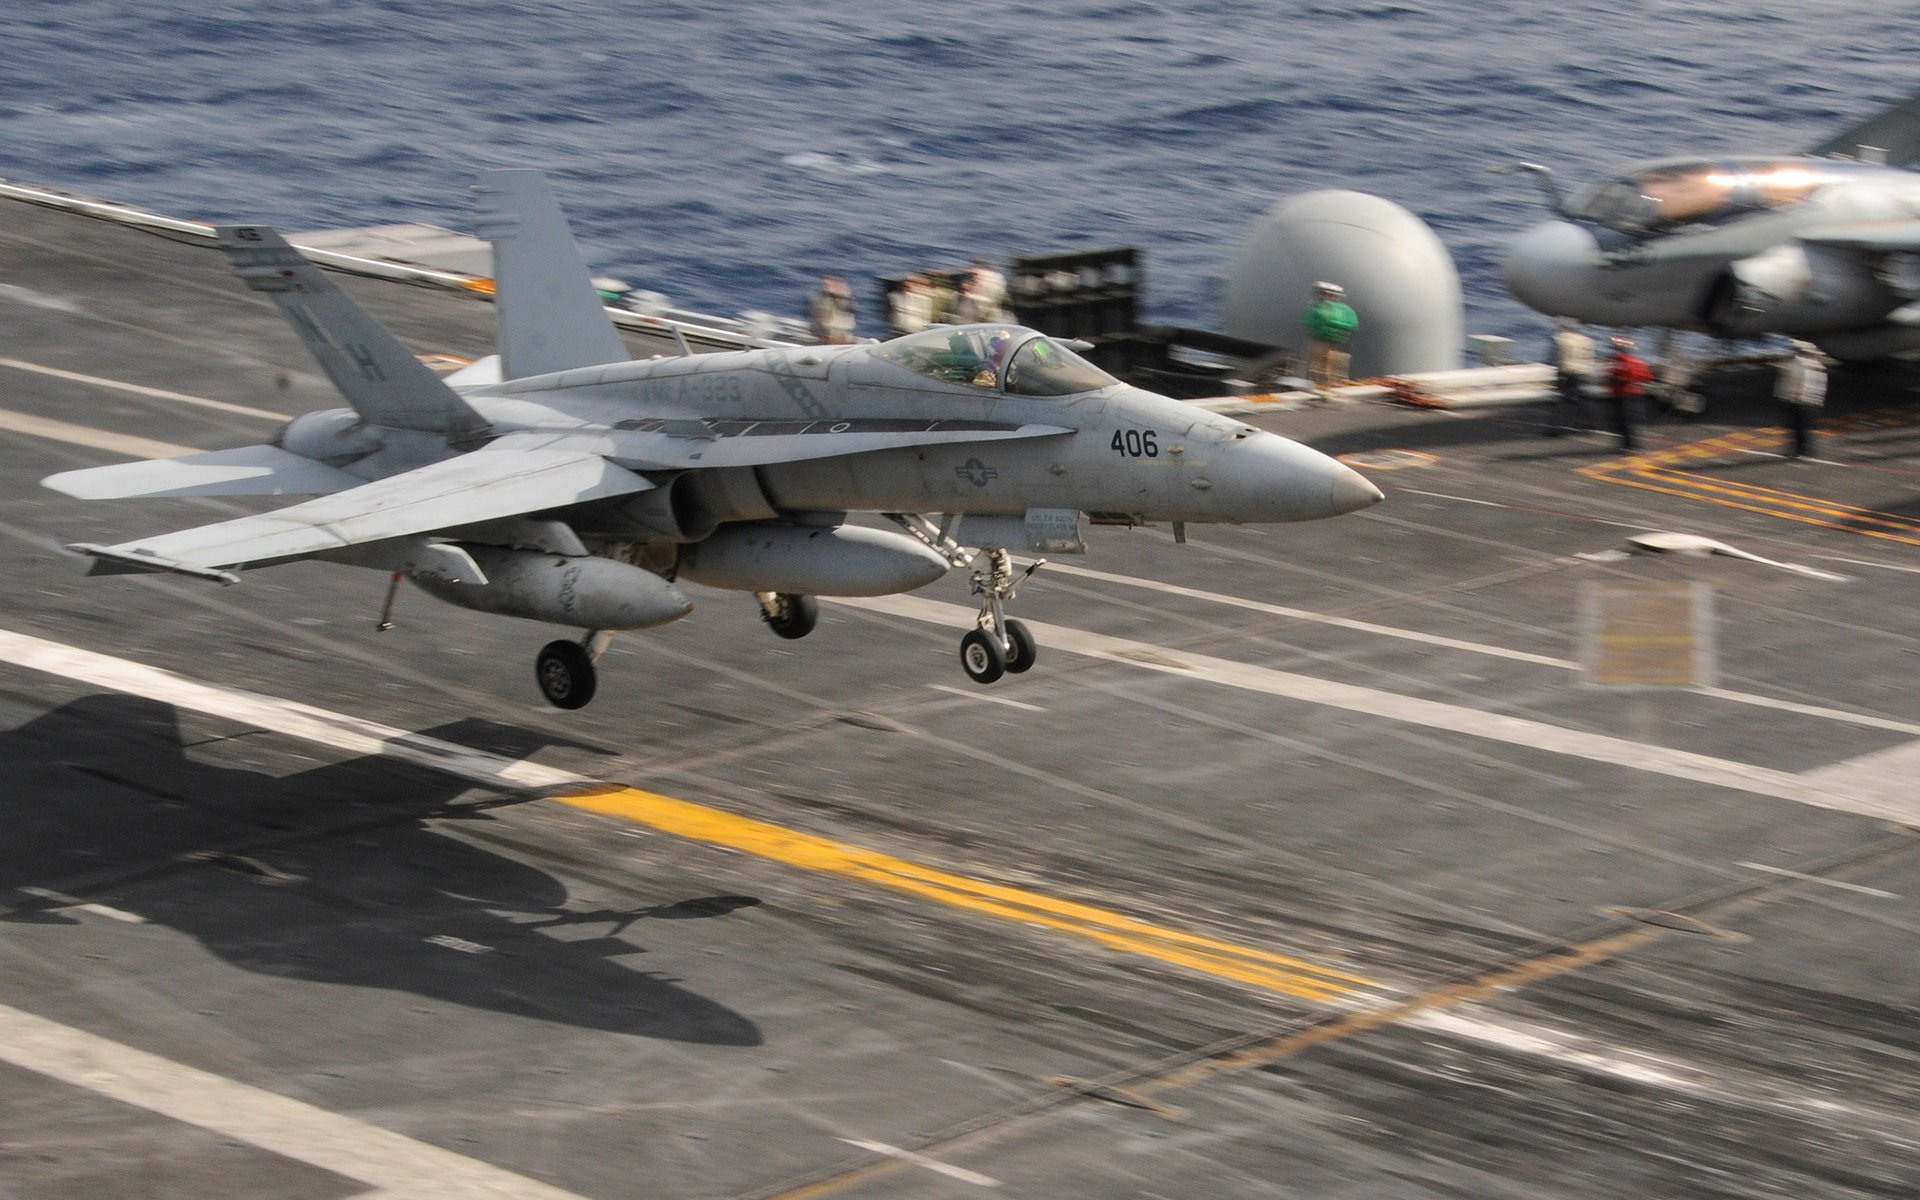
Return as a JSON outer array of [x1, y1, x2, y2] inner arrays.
[[3, 195, 1919, 1199]]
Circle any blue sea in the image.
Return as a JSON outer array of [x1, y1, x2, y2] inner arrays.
[[2, 1, 1916, 347]]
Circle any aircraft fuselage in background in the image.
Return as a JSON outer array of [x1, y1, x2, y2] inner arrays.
[[1506, 157, 1920, 358]]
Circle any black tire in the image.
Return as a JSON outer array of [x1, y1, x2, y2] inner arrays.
[[766, 593, 818, 640], [959, 628, 1006, 684], [1002, 618, 1038, 674], [536, 640, 597, 710]]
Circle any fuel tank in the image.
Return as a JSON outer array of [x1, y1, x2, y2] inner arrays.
[[677, 522, 950, 596], [411, 546, 692, 629]]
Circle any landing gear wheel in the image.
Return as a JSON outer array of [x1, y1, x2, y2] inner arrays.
[[1002, 618, 1037, 674], [764, 593, 819, 640], [960, 628, 1006, 684], [536, 639, 598, 710]]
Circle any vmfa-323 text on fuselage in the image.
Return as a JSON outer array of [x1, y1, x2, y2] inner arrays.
[[43, 170, 1381, 709]]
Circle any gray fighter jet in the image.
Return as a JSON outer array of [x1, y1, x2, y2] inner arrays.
[[1503, 88, 1920, 359], [42, 170, 1381, 709]]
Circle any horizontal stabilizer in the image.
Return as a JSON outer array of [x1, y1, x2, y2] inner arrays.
[[217, 226, 490, 438], [43, 444, 364, 500], [1811, 87, 1920, 169], [472, 170, 628, 380], [78, 446, 655, 578]]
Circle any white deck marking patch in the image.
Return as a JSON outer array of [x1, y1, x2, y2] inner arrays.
[[1407, 1007, 1875, 1124], [0, 356, 286, 421], [833, 595, 1920, 824], [928, 683, 1046, 712], [0, 1002, 586, 1199], [1737, 862, 1899, 898], [17, 886, 148, 923], [839, 1138, 1001, 1187]]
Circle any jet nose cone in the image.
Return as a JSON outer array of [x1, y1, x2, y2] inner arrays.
[[1503, 220, 1600, 315], [1331, 465, 1384, 514], [1206, 431, 1382, 523]]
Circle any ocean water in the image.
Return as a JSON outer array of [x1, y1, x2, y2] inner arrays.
[[2, 1, 1917, 347]]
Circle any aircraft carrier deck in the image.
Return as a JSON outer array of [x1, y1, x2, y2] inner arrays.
[[3, 189, 1919, 1200]]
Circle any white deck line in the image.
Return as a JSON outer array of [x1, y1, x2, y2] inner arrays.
[[0, 357, 287, 422], [0, 1002, 585, 1199], [0, 409, 196, 461], [1036, 560, 1920, 738], [834, 594, 1920, 824]]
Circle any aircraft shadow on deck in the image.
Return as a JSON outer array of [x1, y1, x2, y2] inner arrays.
[[0, 693, 762, 1046]]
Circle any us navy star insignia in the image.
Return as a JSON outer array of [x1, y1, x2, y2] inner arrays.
[[957, 458, 999, 487]]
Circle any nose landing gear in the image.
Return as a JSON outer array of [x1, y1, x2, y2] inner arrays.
[[883, 515, 1047, 687], [959, 548, 1042, 685]]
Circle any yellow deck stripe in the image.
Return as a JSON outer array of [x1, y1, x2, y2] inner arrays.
[[0, 629, 1373, 1007], [1631, 463, 1920, 530], [1583, 468, 1920, 547], [556, 785, 1374, 1003], [1577, 419, 1920, 544]]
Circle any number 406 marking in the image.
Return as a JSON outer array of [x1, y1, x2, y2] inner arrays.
[[1111, 429, 1158, 458]]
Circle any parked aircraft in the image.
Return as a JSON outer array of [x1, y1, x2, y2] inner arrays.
[[42, 171, 1381, 709], [1503, 88, 1920, 359]]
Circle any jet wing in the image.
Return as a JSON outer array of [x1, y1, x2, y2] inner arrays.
[[70, 446, 654, 582], [1799, 220, 1920, 252], [505, 418, 1073, 471], [43, 444, 366, 500]]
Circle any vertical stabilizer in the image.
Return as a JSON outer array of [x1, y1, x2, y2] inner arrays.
[[1810, 87, 1920, 168], [217, 227, 489, 438], [471, 169, 629, 380]]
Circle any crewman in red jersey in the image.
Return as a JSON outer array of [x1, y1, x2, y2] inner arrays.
[[1605, 335, 1652, 453]]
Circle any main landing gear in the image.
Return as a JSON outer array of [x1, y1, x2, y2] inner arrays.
[[536, 630, 613, 710], [958, 548, 1041, 685], [756, 591, 819, 640]]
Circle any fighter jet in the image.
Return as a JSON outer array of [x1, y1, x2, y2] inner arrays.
[[42, 170, 1381, 709], [1503, 88, 1920, 359]]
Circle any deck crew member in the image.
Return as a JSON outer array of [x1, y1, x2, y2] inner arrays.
[[1604, 335, 1652, 453], [809, 274, 856, 344], [1544, 318, 1596, 436], [1303, 281, 1358, 393], [890, 274, 932, 336], [1776, 340, 1827, 459], [970, 258, 1009, 321]]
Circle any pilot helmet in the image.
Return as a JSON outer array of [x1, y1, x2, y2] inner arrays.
[[1315, 281, 1344, 297]]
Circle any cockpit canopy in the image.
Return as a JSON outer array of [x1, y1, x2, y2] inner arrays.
[[1573, 158, 1839, 236], [872, 325, 1117, 396]]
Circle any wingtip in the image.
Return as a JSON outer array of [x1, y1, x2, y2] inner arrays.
[[68, 543, 242, 586]]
